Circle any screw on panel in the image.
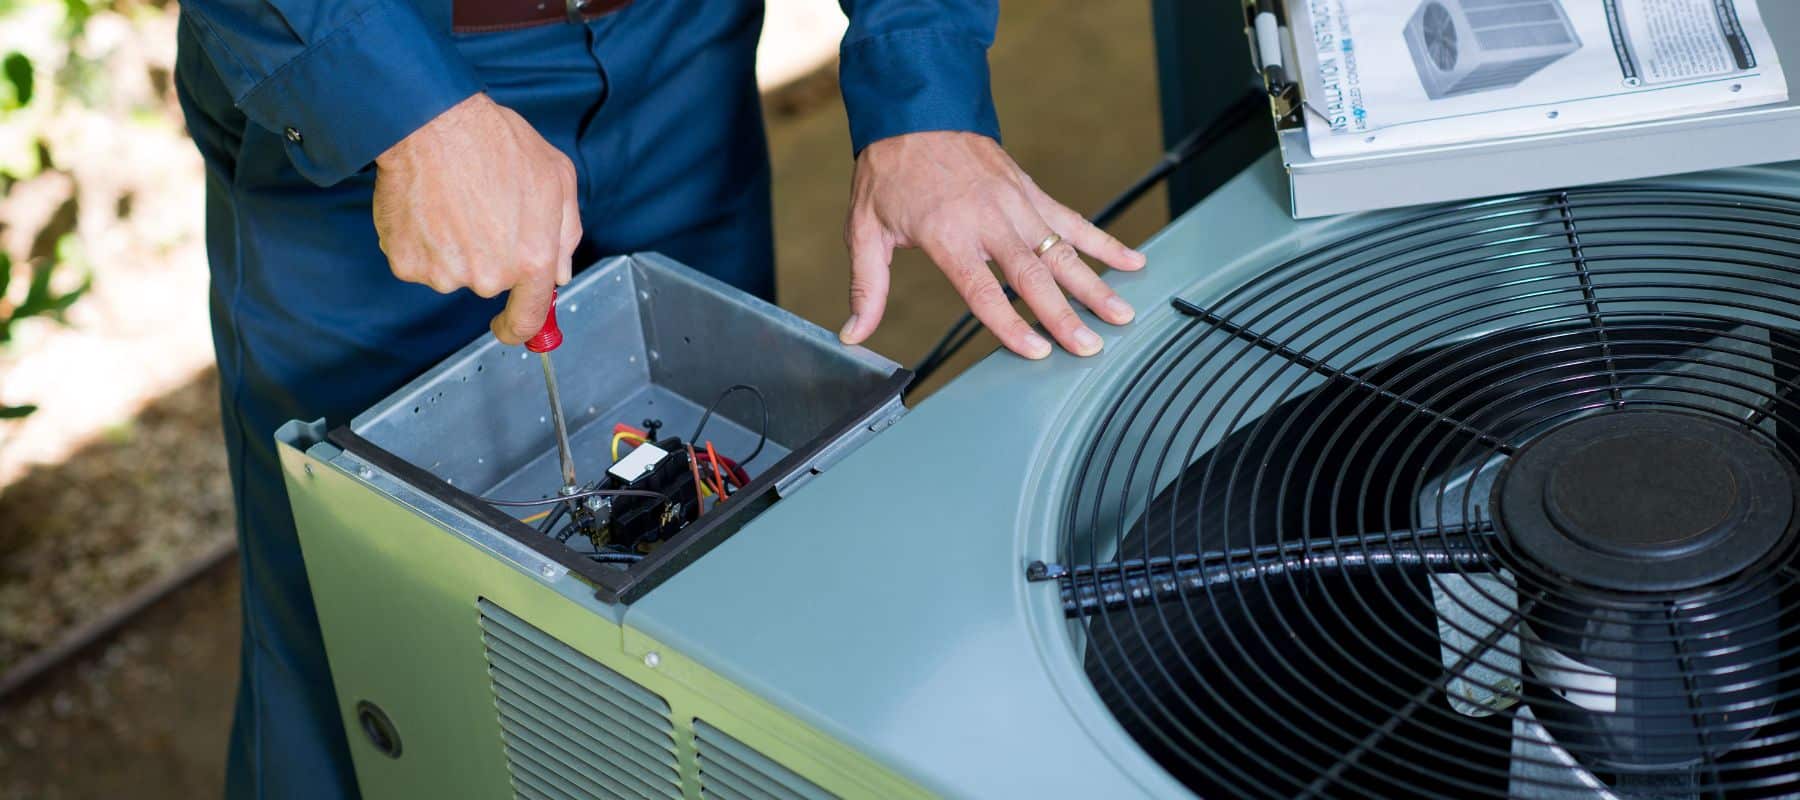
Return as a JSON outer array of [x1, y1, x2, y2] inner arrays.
[[303, 463, 314, 477], [357, 465, 374, 480], [643, 651, 661, 669], [539, 563, 557, 578]]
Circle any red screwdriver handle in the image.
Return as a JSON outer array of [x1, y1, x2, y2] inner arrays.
[[525, 289, 563, 353]]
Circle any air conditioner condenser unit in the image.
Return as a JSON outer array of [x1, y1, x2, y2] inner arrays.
[[279, 153, 1800, 798], [1405, 0, 1582, 99]]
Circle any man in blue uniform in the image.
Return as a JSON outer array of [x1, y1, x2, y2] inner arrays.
[[173, 0, 1147, 795]]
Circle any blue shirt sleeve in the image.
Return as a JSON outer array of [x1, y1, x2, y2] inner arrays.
[[180, 0, 483, 186], [836, 0, 1001, 155]]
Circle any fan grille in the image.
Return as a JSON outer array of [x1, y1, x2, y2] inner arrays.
[[1424, 3, 1459, 72], [1049, 185, 1800, 798]]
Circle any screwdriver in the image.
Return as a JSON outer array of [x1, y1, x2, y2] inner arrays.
[[526, 289, 579, 494]]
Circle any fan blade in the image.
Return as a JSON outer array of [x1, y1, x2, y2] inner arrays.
[[1618, 322, 1776, 429], [1418, 450, 1522, 718]]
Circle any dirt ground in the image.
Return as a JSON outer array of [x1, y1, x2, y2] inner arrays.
[[0, 1, 1169, 796]]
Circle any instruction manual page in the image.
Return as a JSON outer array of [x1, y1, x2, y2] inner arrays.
[[1291, 0, 1788, 158]]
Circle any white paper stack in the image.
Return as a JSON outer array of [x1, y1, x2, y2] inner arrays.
[[1290, 0, 1788, 159]]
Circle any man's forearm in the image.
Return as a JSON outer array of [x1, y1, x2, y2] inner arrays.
[[179, 0, 482, 186], [835, 0, 1001, 154]]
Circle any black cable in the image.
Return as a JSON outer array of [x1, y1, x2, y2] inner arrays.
[[536, 501, 568, 535], [690, 383, 769, 465], [908, 87, 1269, 389], [912, 310, 983, 378]]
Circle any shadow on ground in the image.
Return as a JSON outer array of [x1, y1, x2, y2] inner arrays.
[[0, 1, 1170, 796]]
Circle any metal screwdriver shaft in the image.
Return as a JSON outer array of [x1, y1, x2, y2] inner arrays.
[[525, 290, 578, 493], [538, 351, 577, 490]]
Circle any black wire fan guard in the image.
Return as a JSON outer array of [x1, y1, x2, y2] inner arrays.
[[1042, 184, 1800, 799]]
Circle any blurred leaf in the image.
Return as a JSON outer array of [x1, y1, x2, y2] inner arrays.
[[53, 230, 80, 264], [14, 235, 91, 322], [0, 405, 37, 419], [55, 52, 107, 107], [63, 0, 95, 33], [0, 50, 29, 110], [0, 137, 43, 179], [0, 250, 11, 300], [2, 52, 31, 109]]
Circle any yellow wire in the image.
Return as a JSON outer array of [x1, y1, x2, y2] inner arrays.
[[521, 509, 551, 524], [611, 430, 646, 461], [610, 429, 713, 499]]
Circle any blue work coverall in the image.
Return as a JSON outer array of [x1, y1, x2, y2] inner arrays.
[[171, 1, 999, 795]]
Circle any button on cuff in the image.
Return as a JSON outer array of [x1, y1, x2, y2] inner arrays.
[[284, 127, 304, 144]]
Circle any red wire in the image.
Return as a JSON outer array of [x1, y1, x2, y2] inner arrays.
[[684, 444, 706, 516], [615, 419, 750, 486], [705, 441, 728, 499], [694, 451, 749, 486]]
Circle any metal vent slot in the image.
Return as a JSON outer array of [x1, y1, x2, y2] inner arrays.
[[694, 720, 835, 800], [478, 600, 682, 799]]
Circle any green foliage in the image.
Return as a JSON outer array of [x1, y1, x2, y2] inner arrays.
[[12, 242, 91, 326], [0, 1, 110, 424], [1, 51, 31, 110], [0, 242, 93, 419], [61, 0, 96, 33]]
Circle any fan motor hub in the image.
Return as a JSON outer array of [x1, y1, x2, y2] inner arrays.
[[1493, 410, 1795, 593]]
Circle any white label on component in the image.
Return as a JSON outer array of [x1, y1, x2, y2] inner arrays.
[[1520, 624, 1619, 714], [608, 441, 669, 483]]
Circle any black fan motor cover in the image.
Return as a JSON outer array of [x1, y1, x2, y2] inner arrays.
[[1495, 411, 1795, 771]]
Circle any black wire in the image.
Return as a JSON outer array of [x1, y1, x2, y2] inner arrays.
[[535, 502, 568, 534], [481, 487, 670, 507], [912, 311, 984, 379], [908, 87, 1269, 389], [690, 383, 769, 465]]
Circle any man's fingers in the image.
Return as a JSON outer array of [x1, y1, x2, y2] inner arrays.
[[1042, 239, 1134, 326], [991, 233, 1102, 357], [924, 239, 1051, 359], [557, 161, 580, 286], [490, 277, 556, 346], [840, 222, 892, 345], [1033, 192, 1147, 272]]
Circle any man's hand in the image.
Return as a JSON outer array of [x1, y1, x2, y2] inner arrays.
[[839, 131, 1147, 359], [372, 93, 581, 345]]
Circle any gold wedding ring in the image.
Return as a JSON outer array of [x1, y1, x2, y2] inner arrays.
[[1033, 232, 1063, 257]]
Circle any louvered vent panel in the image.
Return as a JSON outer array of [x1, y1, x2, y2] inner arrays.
[[478, 600, 682, 799], [695, 720, 836, 800]]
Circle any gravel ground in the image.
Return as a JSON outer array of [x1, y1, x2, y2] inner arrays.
[[0, 370, 231, 670], [0, 563, 238, 800]]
